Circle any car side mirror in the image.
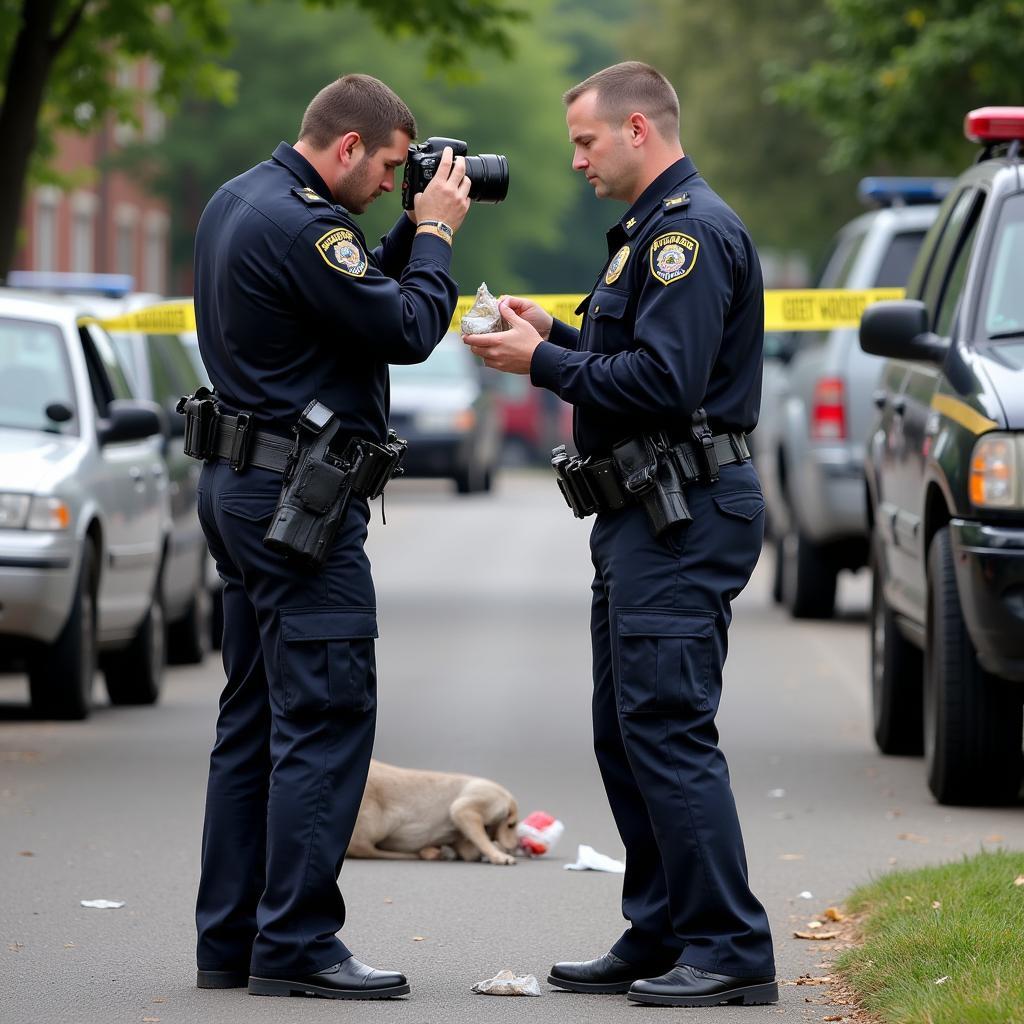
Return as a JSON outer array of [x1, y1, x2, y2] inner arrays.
[[166, 402, 187, 438], [98, 399, 165, 445], [860, 300, 948, 364]]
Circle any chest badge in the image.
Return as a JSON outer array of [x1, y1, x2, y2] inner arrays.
[[650, 231, 699, 285], [315, 227, 367, 277], [605, 245, 631, 285]]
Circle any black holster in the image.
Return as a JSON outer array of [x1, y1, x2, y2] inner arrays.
[[262, 401, 406, 571], [176, 386, 219, 461], [611, 433, 692, 538]]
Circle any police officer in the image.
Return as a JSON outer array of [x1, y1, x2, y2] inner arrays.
[[465, 62, 777, 1008], [192, 74, 470, 999]]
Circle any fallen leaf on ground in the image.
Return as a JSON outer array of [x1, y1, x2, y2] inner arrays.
[[932, 901, 942, 909], [822, 1016, 846, 1022], [63, 944, 75, 949], [823, 907, 845, 922], [18, 851, 34, 857], [152, 998, 165, 1004], [935, 976, 949, 985], [782, 975, 832, 986], [794, 931, 839, 941], [412, 936, 425, 942], [984, 834, 1005, 843], [897, 832, 929, 843], [1014, 876, 1024, 887], [779, 853, 804, 861], [8, 943, 23, 952]]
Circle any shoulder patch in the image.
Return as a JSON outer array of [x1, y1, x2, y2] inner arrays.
[[649, 231, 699, 285], [662, 192, 691, 213], [292, 186, 331, 206], [605, 245, 631, 285], [315, 227, 367, 277]]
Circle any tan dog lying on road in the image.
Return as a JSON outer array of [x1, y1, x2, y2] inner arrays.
[[348, 759, 519, 865]]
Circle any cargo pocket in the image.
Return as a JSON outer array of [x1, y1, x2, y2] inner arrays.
[[278, 607, 377, 716], [712, 490, 765, 522], [617, 608, 716, 714]]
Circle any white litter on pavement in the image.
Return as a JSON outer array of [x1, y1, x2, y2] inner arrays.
[[798, 891, 814, 900], [564, 844, 626, 873], [472, 970, 542, 996], [80, 899, 125, 909], [767, 789, 786, 799]]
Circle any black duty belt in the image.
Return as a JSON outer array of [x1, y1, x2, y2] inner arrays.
[[552, 430, 750, 520], [212, 413, 292, 473]]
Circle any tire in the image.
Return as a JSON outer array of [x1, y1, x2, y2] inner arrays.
[[771, 534, 784, 605], [782, 528, 837, 619], [924, 527, 1023, 806], [166, 557, 210, 665], [103, 575, 166, 706], [870, 532, 923, 754], [28, 543, 97, 720], [455, 462, 481, 495]]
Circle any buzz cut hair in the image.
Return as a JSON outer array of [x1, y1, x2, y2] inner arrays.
[[299, 73, 416, 154], [563, 61, 679, 140]]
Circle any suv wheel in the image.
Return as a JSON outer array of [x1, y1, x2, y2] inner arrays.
[[782, 528, 837, 619], [924, 527, 1023, 805], [28, 542, 97, 720], [103, 574, 166, 705], [167, 555, 210, 665], [870, 532, 923, 754]]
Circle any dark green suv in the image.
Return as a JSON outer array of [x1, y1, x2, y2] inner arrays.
[[861, 107, 1024, 806]]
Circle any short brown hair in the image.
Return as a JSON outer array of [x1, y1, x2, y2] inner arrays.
[[299, 74, 416, 153], [564, 61, 679, 140]]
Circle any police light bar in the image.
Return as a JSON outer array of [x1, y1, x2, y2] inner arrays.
[[857, 177, 954, 208], [965, 107, 1024, 143], [5, 271, 135, 298]]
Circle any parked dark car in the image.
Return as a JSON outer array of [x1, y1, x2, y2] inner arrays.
[[862, 107, 1024, 805], [388, 334, 502, 494]]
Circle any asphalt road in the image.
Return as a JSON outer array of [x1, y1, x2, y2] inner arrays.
[[3, 470, 1023, 1024]]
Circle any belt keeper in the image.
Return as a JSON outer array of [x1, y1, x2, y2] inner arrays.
[[700, 433, 719, 482], [229, 412, 253, 471]]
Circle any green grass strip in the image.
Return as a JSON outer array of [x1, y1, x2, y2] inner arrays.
[[836, 849, 1024, 1024]]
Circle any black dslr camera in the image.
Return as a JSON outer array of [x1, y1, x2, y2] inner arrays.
[[401, 136, 509, 211]]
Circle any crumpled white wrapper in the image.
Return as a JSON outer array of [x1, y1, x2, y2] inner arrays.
[[460, 282, 508, 335], [563, 844, 626, 873], [80, 899, 125, 909], [471, 969, 542, 996]]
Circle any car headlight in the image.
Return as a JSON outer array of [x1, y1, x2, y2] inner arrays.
[[0, 493, 70, 530], [970, 434, 1021, 508], [414, 409, 476, 433]]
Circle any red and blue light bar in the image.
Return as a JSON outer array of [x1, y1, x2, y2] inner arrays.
[[857, 177, 953, 208], [965, 107, 1024, 144]]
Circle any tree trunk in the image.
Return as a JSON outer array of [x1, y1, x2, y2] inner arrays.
[[0, 0, 64, 280]]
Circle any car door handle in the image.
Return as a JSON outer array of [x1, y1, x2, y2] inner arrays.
[[892, 396, 907, 415], [873, 390, 888, 410]]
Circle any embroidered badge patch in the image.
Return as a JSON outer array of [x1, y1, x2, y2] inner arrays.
[[315, 227, 367, 277], [650, 231, 699, 285], [605, 245, 630, 285]]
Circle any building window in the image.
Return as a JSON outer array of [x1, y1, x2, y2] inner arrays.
[[71, 193, 97, 273], [34, 187, 60, 271], [143, 210, 169, 293]]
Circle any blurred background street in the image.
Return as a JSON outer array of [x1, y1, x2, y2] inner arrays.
[[4, 471, 1023, 1024]]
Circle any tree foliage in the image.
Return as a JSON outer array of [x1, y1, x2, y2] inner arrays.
[[775, 0, 1024, 170], [625, 0, 865, 270], [0, 0, 522, 277]]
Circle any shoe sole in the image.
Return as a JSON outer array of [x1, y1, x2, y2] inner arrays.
[[547, 974, 635, 994], [627, 981, 779, 1007], [197, 970, 248, 989], [248, 976, 410, 1000]]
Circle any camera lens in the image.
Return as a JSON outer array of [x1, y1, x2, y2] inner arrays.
[[464, 154, 509, 204]]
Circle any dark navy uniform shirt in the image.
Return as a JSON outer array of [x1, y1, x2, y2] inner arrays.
[[530, 156, 763, 457], [194, 142, 458, 441]]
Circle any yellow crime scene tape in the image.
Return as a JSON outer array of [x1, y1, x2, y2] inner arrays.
[[89, 288, 906, 336]]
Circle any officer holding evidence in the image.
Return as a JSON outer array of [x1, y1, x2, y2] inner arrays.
[[464, 62, 777, 1008], [190, 74, 470, 1000]]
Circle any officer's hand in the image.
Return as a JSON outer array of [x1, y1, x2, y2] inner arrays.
[[414, 146, 472, 233], [462, 301, 542, 375], [499, 295, 553, 342]]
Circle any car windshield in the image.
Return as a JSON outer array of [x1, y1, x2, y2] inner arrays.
[[982, 193, 1024, 340], [390, 339, 473, 384], [0, 317, 76, 433]]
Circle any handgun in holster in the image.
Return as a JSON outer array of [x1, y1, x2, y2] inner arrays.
[[611, 433, 692, 538], [175, 386, 219, 461], [551, 445, 597, 518]]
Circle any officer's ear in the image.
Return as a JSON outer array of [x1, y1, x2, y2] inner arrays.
[[336, 131, 364, 168], [626, 112, 649, 148]]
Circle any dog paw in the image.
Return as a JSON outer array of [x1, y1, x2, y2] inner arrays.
[[418, 846, 443, 860], [487, 851, 517, 866]]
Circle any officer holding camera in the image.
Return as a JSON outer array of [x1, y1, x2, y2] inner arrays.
[[465, 62, 777, 1008], [190, 74, 473, 1001]]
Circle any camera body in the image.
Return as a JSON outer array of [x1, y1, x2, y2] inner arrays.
[[402, 136, 509, 211]]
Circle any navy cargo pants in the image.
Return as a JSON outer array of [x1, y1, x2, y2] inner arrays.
[[590, 460, 775, 978], [194, 461, 377, 978]]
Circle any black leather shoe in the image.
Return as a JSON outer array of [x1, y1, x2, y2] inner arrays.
[[248, 956, 410, 999], [548, 951, 673, 994], [627, 964, 778, 1007], [197, 968, 248, 989]]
